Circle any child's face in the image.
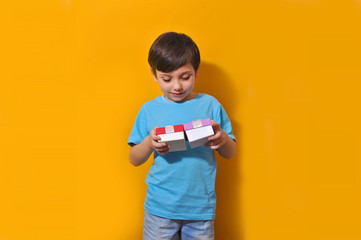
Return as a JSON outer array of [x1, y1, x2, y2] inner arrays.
[[152, 63, 198, 102]]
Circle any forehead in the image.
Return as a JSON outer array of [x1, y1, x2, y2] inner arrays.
[[156, 63, 195, 76]]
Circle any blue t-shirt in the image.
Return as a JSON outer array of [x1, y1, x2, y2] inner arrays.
[[128, 93, 235, 220]]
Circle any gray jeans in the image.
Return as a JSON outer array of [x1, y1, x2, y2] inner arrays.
[[143, 210, 215, 240]]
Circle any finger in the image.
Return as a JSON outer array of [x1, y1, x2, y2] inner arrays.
[[211, 120, 220, 129], [159, 145, 170, 151], [208, 131, 221, 141], [151, 126, 161, 134], [158, 150, 169, 155], [157, 145, 170, 154], [204, 141, 212, 147], [155, 141, 169, 148], [151, 134, 160, 141], [210, 144, 220, 150], [205, 140, 218, 148], [210, 140, 223, 149], [151, 126, 159, 134], [153, 135, 161, 141], [205, 142, 217, 150], [151, 139, 163, 148], [154, 141, 167, 149]]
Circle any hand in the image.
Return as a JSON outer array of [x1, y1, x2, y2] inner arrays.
[[205, 120, 228, 150], [149, 127, 170, 155]]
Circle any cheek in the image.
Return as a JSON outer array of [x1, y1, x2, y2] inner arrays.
[[159, 83, 171, 92], [186, 81, 195, 89]]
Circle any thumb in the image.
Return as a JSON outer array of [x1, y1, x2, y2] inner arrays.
[[211, 120, 221, 131]]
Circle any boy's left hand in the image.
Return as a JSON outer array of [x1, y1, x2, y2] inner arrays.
[[205, 120, 228, 150]]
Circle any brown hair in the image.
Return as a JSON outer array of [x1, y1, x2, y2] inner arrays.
[[148, 32, 200, 76]]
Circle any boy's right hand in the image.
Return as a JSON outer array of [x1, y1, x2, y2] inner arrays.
[[149, 127, 170, 155]]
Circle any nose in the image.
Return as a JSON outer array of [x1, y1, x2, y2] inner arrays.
[[174, 79, 183, 91]]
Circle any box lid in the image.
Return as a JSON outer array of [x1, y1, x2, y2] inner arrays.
[[156, 124, 184, 135], [183, 118, 212, 131]]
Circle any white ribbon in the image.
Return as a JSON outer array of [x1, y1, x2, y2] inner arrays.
[[165, 126, 175, 133], [192, 120, 202, 128]]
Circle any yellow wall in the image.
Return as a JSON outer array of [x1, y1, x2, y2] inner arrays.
[[1, 0, 361, 239]]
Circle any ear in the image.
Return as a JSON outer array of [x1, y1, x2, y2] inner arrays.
[[195, 69, 199, 78], [150, 67, 158, 82]]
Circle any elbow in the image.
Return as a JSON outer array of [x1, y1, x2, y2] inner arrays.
[[129, 152, 146, 167], [218, 149, 236, 159], [219, 141, 236, 159], [129, 159, 142, 167], [223, 154, 234, 159], [129, 155, 143, 167], [228, 140, 237, 158], [129, 153, 139, 167], [223, 151, 236, 159]]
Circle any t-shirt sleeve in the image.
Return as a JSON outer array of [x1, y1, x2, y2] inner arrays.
[[128, 105, 149, 146], [215, 105, 236, 142]]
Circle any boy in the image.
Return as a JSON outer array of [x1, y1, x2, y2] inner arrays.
[[128, 32, 236, 240]]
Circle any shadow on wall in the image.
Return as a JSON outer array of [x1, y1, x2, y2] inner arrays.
[[195, 62, 244, 240]]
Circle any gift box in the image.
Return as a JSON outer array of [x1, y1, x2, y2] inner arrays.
[[183, 118, 214, 149], [156, 124, 187, 152]]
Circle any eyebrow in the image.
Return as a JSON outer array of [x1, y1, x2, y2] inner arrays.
[[181, 71, 192, 75], [159, 71, 193, 77], [159, 74, 171, 77]]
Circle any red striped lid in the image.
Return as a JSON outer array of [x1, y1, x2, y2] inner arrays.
[[156, 124, 184, 135]]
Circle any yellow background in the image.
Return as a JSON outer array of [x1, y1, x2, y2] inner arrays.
[[1, 0, 361, 239]]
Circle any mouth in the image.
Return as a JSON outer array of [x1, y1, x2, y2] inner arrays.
[[171, 92, 184, 97]]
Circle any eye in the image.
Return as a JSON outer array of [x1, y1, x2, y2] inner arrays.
[[162, 78, 171, 82], [182, 76, 191, 80]]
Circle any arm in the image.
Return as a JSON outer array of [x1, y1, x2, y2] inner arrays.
[[205, 120, 236, 159], [129, 127, 170, 166], [129, 135, 153, 166]]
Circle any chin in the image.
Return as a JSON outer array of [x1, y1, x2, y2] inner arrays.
[[173, 98, 184, 102]]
